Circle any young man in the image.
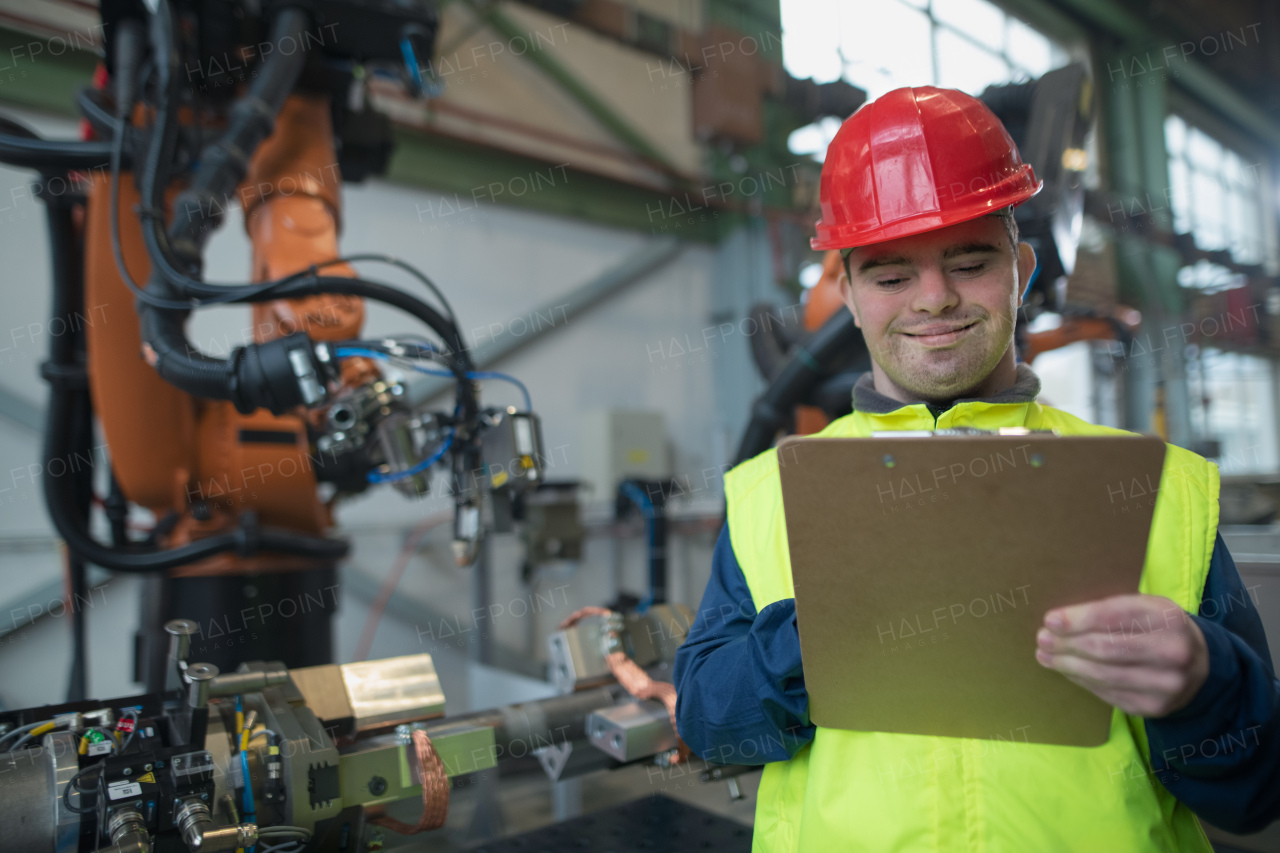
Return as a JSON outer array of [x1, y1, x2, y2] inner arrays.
[[674, 87, 1279, 851]]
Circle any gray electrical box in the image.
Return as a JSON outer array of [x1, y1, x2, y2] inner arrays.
[[578, 410, 670, 499]]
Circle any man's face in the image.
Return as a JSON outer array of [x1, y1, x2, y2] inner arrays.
[[839, 215, 1037, 402]]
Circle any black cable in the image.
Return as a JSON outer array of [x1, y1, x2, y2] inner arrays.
[[39, 163, 93, 703], [67, 525, 93, 694], [0, 115, 38, 141], [733, 310, 865, 466], [122, 5, 469, 327], [111, 5, 468, 359], [108, 105, 295, 311], [66, 452, 90, 699], [92, 2, 479, 526], [120, 708, 141, 752], [267, 276, 469, 370], [76, 85, 114, 129], [109, 107, 199, 311], [139, 4, 309, 299], [62, 764, 101, 814], [105, 471, 130, 546], [271, 277, 479, 427], [337, 253, 460, 334], [30, 7, 356, 575], [112, 20, 145, 119], [76, 88, 132, 143], [135, 0, 186, 296], [42, 436, 351, 570], [0, 132, 119, 171], [617, 480, 667, 606], [41, 8, 274, 573], [76, 89, 155, 165], [133, 4, 335, 403], [0, 29, 139, 173], [39, 280, 350, 572]]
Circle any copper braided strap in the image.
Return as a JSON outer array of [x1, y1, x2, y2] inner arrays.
[[559, 607, 691, 764], [370, 729, 449, 834]]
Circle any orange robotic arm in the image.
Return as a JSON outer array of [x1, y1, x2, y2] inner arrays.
[[86, 94, 372, 579]]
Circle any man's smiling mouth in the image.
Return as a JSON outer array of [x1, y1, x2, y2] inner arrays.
[[900, 320, 980, 346]]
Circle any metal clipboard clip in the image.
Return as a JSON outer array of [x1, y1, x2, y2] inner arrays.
[[869, 427, 1061, 437]]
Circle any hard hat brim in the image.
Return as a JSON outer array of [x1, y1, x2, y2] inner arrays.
[[810, 174, 1042, 252]]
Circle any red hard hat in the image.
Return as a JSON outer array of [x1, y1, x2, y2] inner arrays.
[[811, 86, 1042, 251]]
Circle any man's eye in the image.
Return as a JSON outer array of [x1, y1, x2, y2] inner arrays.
[[876, 277, 906, 287], [954, 263, 986, 274]]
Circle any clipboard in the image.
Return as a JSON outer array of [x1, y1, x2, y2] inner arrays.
[[776, 432, 1166, 747]]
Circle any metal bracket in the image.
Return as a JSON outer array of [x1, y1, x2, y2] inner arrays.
[[532, 741, 573, 783]]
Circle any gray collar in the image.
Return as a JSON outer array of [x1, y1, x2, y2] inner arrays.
[[852, 363, 1042, 415]]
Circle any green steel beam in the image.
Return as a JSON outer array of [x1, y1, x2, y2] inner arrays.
[[1097, 48, 1180, 314], [0, 21, 815, 244], [0, 26, 97, 117], [1097, 44, 1193, 445], [1042, 0, 1147, 36], [706, 0, 781, 33], [991, 0, 1089, 46], [387, 125, 719, 240], [0, 23, 723, 241], [1044, 0, 1280, 147]]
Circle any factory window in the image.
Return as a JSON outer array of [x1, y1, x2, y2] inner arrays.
[[783, 0, 1071, 159], [1165, 113, 1269, 270], [1164, 113, 1279, 473], [1190, 348, 1279, 475]]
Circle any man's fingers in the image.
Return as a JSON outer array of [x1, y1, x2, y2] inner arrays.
[[1037, 595, 1209, 718], [1036, 625, 1195, 667], [1046, 659, 1193, 718], [1043, 594, 1184, 637], [1035, 648, 1185, 697]]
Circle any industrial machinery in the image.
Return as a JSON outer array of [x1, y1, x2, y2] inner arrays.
[[0, 0, 552, 694], [0, 4, 736, 847], [0, 608, 701, 852]]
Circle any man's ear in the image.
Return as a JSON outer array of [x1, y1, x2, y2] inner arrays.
[[838, 264, 862, 329], [1016, 241, 1037, 307]]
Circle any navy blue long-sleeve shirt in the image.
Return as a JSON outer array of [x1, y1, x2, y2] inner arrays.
[[674, 523, 1280, 834]]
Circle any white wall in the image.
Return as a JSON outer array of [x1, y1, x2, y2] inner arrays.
[[1032, 340, 1094, 421]]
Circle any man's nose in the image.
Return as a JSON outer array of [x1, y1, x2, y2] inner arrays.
[[910, 265, 959, 315]]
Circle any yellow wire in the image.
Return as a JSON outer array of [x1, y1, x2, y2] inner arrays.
[[235, 711, 249, 853]]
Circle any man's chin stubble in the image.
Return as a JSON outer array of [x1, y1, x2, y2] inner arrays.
[[881, 340, 1001, 401]]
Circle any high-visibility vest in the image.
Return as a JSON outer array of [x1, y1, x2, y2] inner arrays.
[[723, 398, 1219, 852]]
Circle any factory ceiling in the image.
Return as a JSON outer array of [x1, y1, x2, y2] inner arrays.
[[1083, 0, 1280, 123]]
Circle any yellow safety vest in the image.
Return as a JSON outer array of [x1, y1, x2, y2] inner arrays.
[[723, 398, 1219, 852]]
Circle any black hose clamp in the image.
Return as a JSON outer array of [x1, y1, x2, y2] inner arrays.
[[234, 511, 262, 558]]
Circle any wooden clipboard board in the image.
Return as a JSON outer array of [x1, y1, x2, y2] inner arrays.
[[776, 433, 1166, 746]]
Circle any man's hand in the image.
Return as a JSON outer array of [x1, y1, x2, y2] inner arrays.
[[1035, 594, 1209, 718]]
